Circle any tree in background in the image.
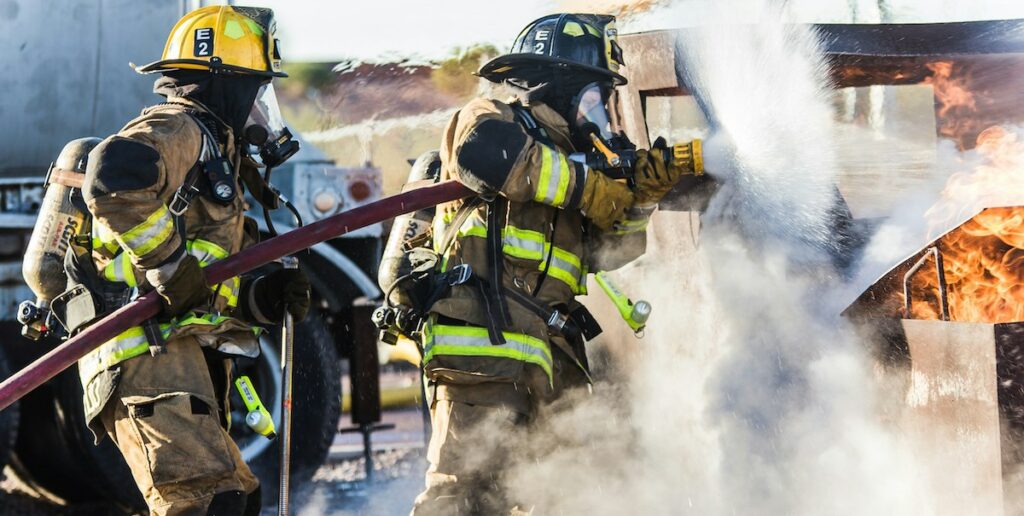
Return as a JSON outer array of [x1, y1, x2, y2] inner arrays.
[[430, 44, 498, 101]]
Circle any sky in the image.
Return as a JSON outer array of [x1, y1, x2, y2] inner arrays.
[[236, 0, 1024, 63]]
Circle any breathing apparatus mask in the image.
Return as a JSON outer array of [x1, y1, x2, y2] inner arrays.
[[567, 81, 636, 179], [244, 82, 299, 167], [242, 82, 304, 237]]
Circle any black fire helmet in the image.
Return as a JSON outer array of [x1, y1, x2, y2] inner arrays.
[[479, 13, 627, 87]]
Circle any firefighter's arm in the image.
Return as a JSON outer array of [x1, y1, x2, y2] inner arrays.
[[83, 112, 209, 315], [586, 139, 704, 268], [446, 99, 632, 230]]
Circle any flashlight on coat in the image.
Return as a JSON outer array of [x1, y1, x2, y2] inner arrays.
[[235, 375, 276, 440], [595, 271, 651, 335]]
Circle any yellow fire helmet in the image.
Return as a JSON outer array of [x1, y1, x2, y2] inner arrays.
[[135, 5, 286, 78]]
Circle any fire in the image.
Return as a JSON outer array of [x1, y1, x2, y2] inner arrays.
[[906, 126, 1024, 323], [925, 62, 976, 118], [923, 61, 983, 150]]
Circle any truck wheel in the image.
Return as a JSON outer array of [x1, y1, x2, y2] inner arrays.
[[231, 310, 342, 507], [7, 364, 142, 511], [0, 344, 20, 478]]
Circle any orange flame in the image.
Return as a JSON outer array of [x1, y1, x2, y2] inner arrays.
[[906, 126, 1024, 323], [924, 61, 982, 149]]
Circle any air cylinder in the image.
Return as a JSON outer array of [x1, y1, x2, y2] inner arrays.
[[377, 150, 441, 306], [23, 138, 98, 306]]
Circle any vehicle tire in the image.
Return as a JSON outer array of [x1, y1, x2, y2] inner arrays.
[[231, 310, 342, 508], [6, 312, 340, 512], [7, 362, 142, 512]]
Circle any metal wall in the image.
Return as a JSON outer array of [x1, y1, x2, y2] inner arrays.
[[0, 0, 186, 176]]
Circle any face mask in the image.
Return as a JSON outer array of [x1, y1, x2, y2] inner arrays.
[[571, 82, 618, 142], [244, 83, 299, 167]]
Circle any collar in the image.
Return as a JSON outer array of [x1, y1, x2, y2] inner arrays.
[[512, 98, 575, 152]]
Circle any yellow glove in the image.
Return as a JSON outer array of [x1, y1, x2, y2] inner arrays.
[[578, 172, 634, 231], [633, 138, 703, 207]]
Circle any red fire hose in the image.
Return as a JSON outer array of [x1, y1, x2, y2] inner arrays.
[[0, 180, 472, 411]]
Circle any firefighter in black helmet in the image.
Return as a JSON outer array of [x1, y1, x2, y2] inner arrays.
[[407, 13, 703, 514]]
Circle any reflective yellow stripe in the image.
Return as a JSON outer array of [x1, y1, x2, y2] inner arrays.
[[93, 226, 120, 255], [101, 252, 139, 287], [216, 276, 240, 308], [78, 324, 171, 386], [454, 221, 587, 293], [534, 145, 570, 207], [543, 244, 586, 293], [553, 151, 570, 207], [423, 323, 553, 383], [611, 217, 649, 235], [78, 306, 261, 386], [98, 238, 238, 306], [185, 240, 238, 308], [188, 239, 229, 262], [118, 205, 175, 259], [536, 145, 553, 204], [502, 226, 546, 260]]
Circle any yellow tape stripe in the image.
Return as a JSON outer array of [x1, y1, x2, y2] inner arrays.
[[119, 205, 174, 259]]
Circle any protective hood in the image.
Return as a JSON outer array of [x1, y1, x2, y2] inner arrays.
[[154, 70, 266, 136]]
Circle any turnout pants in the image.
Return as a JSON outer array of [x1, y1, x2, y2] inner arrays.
[[98, 334, 260, 515], [412, 344, 590, 516]]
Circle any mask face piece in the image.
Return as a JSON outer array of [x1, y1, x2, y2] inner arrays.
[[572, 82, 617, 141], [244, 82, 299, 167]]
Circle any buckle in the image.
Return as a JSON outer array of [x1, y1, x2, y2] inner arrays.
[[446, 264, 472, 286], [169, 184, 199, 216]]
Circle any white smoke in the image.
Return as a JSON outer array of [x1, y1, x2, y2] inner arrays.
[[336, 2, 1023, 515], [500, 1, 940, 515]]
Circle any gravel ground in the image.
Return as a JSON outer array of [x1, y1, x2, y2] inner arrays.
[[0, 421, 428, 515], [1, 447, 427, 516], [288, 447, 426, 515]]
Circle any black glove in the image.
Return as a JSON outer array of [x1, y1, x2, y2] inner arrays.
[[244, 267, 311, 324]]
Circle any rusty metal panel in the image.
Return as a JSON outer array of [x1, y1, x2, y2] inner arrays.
[[902, 319, 1004, 515], [619, 31, 680, 92], [617, 82, 650, 149]]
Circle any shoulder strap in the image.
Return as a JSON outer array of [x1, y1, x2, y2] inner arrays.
[[168, 112, 221, 217], [510, 103, 554, 146], [436, 196, 484, 256]]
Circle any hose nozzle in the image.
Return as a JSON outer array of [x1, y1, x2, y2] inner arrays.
[[671, 139, 703, 176]]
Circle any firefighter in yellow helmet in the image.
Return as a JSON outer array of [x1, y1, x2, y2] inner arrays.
[[72, 6, 307, 514], [406, 13, 703, 515]]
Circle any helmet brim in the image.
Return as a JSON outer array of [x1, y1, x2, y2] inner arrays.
[[135, 59, 288, 78], [478, 54, 627, 86]]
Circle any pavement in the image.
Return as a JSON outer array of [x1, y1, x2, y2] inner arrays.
[[0, 407, 430, 515]]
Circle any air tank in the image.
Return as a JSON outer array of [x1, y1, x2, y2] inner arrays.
[[20, 138, 98, 337], [377, 150, 441, 306]]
